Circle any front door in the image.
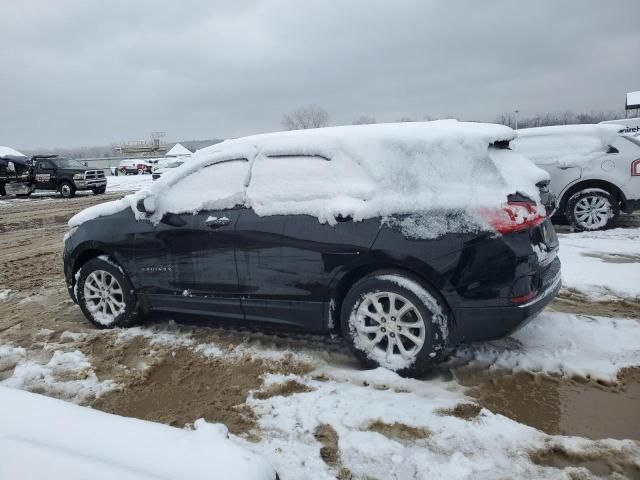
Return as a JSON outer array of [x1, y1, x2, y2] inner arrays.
[[34, 160, 58, 190], [134, 208, 244, 321], [133, 157, 251, 322]]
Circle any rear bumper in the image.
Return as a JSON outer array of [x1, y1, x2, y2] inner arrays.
[[453, 270, 561, 343]]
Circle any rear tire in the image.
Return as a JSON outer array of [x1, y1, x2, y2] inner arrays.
[[76, 257, 140, 329], [565, 189, 618, 231], [59, 181, 76, 198], [0, 183, 5, 196], [341, 272, 449, 377]]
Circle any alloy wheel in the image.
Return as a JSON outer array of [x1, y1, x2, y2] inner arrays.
[[573, 195, 612, 230], [353, 291, 427, 365], [83, 269, 126, 325]]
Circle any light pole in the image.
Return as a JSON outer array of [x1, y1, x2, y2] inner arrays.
[[514, 110, 519, 130]]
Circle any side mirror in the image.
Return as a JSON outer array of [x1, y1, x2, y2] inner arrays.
[[136, 198, 154, 214]]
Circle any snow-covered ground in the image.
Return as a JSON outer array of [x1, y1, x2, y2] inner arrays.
[[558, 227, 640, 301], [0, 386, 275, 480]]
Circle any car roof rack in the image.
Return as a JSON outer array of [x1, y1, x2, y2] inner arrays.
[[31, 154, 59, 160]]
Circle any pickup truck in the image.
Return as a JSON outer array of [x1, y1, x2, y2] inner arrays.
[[0, 155, 107, 198]]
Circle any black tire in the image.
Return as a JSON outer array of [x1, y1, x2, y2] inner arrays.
[[93, 187, 106, 195], [565, 189, 619, 231], [59, 181, 76, 198], [76, 257, 140, 329], [0, 183, 5, 196], [340, 271, 450, 377]]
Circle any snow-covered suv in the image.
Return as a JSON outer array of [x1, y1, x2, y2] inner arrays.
[[64, 121, 559, 377], [512, 124, 640, 231]]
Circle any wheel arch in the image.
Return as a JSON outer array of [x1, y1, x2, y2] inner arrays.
[[329, 260, 455, 336], [57, 177, 74, 188], [559, 179, 627, 213], [70, 244, 130, 285]]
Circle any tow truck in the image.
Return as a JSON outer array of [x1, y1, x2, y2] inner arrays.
[[0, 155, 107, 198]]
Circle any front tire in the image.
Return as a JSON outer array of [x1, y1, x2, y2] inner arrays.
[[566, 189, 618, 231], [76, 257, 140, 329], [341, 272, 449, 377], [59, 181, 76, 198]]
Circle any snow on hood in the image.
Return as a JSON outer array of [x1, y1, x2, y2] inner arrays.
[[70, 120, 548, 229], [0, 145, 27, 159], [511, 124, 622, 168]]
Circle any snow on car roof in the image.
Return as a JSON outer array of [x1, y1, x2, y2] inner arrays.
[[512, 124, 622, 167], [0, 145, 26, 159], [70, 120, 549, 229], [198, 119, 515, 158]]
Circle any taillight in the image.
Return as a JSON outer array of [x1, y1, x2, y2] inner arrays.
[[510, 290, 538, 304], [632, 159, 640, 176], [481, 200, 546, 234]]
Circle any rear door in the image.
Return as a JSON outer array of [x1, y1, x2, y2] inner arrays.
[[133, 158, 250, 321], [236, 154, 379, 331]]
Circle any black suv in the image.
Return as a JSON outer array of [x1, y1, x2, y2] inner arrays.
[[63, 123, 560, 376]]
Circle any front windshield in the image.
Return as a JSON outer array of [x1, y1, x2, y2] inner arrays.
[[53, 158, 87, 169]]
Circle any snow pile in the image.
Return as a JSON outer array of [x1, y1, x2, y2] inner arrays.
[[0, 386, 275, 480], [0, 145, 26, 158], [512, 124, 621, 167], [558, 227, 640, 300], [70, 121, 549, 230], [0, 345, 114, 403], [456, 311, 640, 382]]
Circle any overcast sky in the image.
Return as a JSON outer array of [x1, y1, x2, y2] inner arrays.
[[1, 0, 639, 149]]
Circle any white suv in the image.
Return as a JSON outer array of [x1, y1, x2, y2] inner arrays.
[[512, 124, 640, 231]]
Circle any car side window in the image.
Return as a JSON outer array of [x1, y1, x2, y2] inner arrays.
[[38, 161, 51, 169], [248, 154, 374, 205], [155, 158, 249, 214]]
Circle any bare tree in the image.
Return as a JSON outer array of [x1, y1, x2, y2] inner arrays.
[[352, 115, 376, 125], [281, 104, 329, 130], [396, 116, 415, 123], [495, 109, 624, 129]]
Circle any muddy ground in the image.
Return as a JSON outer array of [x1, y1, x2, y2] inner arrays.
[[1, 193, 639, 450]]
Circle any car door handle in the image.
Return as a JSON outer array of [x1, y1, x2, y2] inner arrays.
[[205, 216, 231, 228]]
